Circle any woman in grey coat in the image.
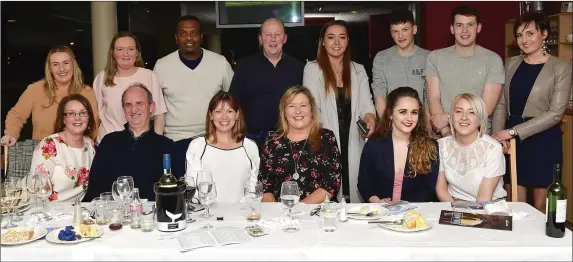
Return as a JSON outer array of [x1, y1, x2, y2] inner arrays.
[[303, 20, 376, 203]]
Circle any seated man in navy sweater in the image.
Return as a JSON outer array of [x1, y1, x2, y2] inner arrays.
[[84, 83, 175, 201]]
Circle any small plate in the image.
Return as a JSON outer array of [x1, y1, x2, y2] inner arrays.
[[245, 225, 269, 237], [378, 223, 432, 232], [45, 226, 104, 244], [346, 205, 388, 220], [1, 227, 48, 245]]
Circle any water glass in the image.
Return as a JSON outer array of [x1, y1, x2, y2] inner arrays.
[[245, 181, 263, 221], [280, 181, 300, 233], [141, 203, 155, 232], [91, 197, 108, 225], [320, 208, 339, 232]]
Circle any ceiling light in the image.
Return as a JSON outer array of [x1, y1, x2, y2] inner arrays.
[[350, 10, 359, 14], [70, 42, 75, 46], [7, 19, 16, 23]]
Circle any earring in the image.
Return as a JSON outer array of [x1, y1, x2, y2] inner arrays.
[[542, 39, 548, 56]]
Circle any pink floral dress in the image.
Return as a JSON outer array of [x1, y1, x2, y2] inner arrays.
[[28, 133, 96, 202]]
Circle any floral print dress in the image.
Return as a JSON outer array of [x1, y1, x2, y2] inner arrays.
[[28, 133, 96, 202], [260, 128, 342, 200]]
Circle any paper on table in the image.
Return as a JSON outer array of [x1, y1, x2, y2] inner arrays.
[[483, 200, 529, 220], [177, 226, 251, 252]]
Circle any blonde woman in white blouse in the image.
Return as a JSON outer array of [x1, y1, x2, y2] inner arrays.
[[436, 93, 507, 203]]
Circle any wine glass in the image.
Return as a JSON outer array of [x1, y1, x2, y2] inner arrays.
[[280, 181, 300, 233], [116, 176, 134, 224], [180, 176, 196, 223], [25, 172, 41, 216], [198, 182, 217, 229], [34, 175, 53, 222], [1, 177, 23, 229]]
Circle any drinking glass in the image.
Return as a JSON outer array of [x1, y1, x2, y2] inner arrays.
[[34, 175, 53, 221], [198, 182, 217, 229], [180, 176, 196, 223], [280, 181, 300, 233], [116, 176, 134, 224], [1, 177, 22, 229], [245, 181, 263, 222], [100, 192, 113, 201], [141, 202, 155, 232], [196, 171, 213, 218], [320, 207, 339, 232], [91, 197, 108, 225]]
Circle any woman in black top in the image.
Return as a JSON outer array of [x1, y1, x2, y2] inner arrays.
[[358, 87, 439, 203]]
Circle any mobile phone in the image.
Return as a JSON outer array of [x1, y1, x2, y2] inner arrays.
[[451, 200, 483, 209], [357, 118, 369, 137]]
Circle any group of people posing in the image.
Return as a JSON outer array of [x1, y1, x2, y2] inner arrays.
[[2, 4, 570, 213]]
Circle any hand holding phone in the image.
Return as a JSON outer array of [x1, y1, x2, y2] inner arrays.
[[357, 117, 369, 138]]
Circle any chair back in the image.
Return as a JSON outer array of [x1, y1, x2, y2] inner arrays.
[[508, 138, 518, 202], [5, 139, 40, 181]]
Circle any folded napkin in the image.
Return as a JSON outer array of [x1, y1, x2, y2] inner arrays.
[[58, 226, 77, 241]]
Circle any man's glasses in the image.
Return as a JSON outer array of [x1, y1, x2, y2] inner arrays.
[[63, 111, 89, 118]]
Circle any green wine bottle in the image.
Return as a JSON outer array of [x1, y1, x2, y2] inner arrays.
[[546, 163, 567, 238], [159, 154, 177, 188]]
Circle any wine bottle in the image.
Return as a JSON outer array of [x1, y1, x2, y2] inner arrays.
[[159, 154, 177, 188], [546, 163, 567, 238]]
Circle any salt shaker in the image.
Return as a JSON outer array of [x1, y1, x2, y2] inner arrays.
[[338, 196, 348, 222], [73, 198, 82, 227]]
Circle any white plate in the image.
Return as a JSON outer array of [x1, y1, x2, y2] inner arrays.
[[1, 227, 48, 245], [45, 226, 104, 244], [346, 205, 389, 220], [2, 202, 30, 214], [378, 223, 432, 232]]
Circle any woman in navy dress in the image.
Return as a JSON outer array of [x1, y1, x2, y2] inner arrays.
[[492, 12, 572, 212]]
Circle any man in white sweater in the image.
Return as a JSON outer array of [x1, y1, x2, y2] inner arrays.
[[154, 15, 234, 177]]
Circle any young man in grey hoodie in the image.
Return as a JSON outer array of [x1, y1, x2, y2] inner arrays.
[[371, 8, 430, 117]]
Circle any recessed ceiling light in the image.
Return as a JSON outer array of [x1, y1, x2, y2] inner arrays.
[[7, 19, 16, 23], [75, 29, 84, 32], [350, 10, 359, 14]]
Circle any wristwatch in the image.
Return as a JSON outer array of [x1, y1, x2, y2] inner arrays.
[[508, 128, 517, 137]]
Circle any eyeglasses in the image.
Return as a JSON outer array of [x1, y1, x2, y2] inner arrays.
[[63, 111, 89, 118]]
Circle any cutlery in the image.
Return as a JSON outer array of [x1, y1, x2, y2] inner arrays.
[[368, 219, 404, 225], [347, 211, 376, 217]]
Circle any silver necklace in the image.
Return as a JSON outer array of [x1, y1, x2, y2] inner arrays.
[[289, 138, 308, 180]]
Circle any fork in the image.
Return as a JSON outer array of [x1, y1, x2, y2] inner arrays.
[[347, 211, 376, 217], [368, 219, 404, 224]]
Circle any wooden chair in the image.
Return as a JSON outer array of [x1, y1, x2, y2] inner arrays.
[[508, 138, 518, 202]]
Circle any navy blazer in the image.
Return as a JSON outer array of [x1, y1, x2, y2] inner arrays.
[[357, 135, 439, 202]]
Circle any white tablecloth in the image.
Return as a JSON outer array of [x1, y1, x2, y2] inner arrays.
[[1, 202, 571, 261]]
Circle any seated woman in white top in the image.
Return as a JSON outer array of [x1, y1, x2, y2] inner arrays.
[[26, 94, 97, 202], [185, 92, 259, 203], [436, 93, 507, 203]]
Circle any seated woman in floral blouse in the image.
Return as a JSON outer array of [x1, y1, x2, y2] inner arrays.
[[260, 86, 342, 204], [26, 94, 97, 202]]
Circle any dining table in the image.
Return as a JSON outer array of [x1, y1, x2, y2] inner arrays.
[[1, 201, 571, 261]]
